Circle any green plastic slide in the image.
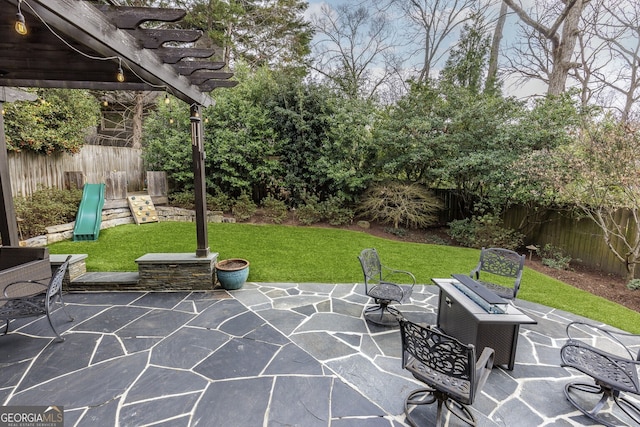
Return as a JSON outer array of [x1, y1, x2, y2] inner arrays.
[[73, 183, 105, 241]]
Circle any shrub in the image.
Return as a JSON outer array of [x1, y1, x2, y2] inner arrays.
[[261, 196, 288, 224], [232, 193, 257, 222], [384, 227, 407, 237], [627, 279, 640, 291], [357, 182, 442, 229], [207, 193, 232, 212], [422, 232, 450, 246], [448, 214, 524, 250], [14, 187, 82, 239], [538, 244, 572, 270], [169, 191, 195, 210], [294, 194, 323, 225], [320, 197, 354, 226], [295, 203, 323, 225], [169, 191, 232, 212]]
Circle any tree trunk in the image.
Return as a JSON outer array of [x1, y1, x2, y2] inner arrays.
[[503, 0, 586, 96], [626, 259, 637, 282], [547, 0, 585, 95], [487, 1, 508, 88], [131, 91, 144, 149]]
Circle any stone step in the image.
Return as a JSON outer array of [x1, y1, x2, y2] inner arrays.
[[68, 272, 140, 292]]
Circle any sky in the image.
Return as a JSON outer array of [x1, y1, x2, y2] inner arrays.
[[303, 0, 548, 99]]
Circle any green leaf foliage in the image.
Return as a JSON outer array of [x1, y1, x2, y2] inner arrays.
[[4, 89, 99, 155], [142, 65, 378, 208]]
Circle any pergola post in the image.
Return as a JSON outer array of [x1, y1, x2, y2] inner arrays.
[[0, 100, 20, 246], [190, 104, 209, 257]]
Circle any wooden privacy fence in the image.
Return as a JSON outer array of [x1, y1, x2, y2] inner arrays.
[[503, 205, 639, 280], [8, 145, 144, 197], [8, 149, 638, 279]]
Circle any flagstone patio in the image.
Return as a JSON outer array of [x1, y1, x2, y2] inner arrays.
[[0, 282, 637, 426]]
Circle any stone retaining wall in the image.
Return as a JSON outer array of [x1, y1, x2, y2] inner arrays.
[[21, 205, 236, 247]]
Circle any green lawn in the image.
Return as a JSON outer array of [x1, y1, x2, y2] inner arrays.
[[48, 221, 640, 333]]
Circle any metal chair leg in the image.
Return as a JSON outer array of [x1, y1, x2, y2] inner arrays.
[[405, 387, 477, 427], [364, 301, 400, 326], [565, 382, 640, 427]]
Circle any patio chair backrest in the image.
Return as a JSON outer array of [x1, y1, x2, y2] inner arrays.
[[471, 247, 525, 299], [399, 317, 477, 404], [358, 248, 383, 291]]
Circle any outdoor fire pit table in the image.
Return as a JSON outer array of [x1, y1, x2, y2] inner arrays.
[[432, 276, 537, 370]]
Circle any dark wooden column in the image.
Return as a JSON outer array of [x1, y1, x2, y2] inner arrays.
[[0, 101, 20, 246], [190, 104, 209, 257]]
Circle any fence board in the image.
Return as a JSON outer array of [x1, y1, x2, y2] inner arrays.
[[504, 205, 639, 279], [8, 146, 144, 197]]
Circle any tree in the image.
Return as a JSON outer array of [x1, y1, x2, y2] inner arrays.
[[502, 0, 588, 95], [487, 1, 508, 90], [177, 0, 239, 64], [143, 65, 377, 205], [180, 0, 312, 72], [525, 118, 640, 282], [265, 76, 377, 204], [440, 12, 491, 94], [587, 0, 640, 123], [4, 89, 99, 155], [387, 0, 490, 83], [309, 3, 402, 100]]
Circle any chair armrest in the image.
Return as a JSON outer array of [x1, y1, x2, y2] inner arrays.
[[566, 321, 640, 360], [3, 280, 48, 298], [474, 346, 495, 395], [381, 267, 416, 287], [476, 347, 495, 373], [470, 263, 481, 280]]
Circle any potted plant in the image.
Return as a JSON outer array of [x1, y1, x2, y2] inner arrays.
[[215, 258, 250, 290]]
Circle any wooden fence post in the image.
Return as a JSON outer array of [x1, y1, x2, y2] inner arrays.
[[64, 171, 85, 190]]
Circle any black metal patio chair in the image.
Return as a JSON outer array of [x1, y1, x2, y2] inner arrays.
[[358, 248, 415, 326], [560, 321, 640, 427], [470, 247, 525, 300], [398, 317, 494, 427], [0, 255, 74, 342]]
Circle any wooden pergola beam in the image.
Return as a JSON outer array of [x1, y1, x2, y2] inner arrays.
[[0, 1, 237, 257], [2, 0, 215, 107]]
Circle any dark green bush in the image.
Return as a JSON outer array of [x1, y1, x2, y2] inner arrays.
[[320, 197, 354, 226], [232, 194, 257, 222], [384, 227, 407, 237], [295, 201, 323, 225], [261, 196, 288, 224], [169, 191, 196, 210], [14, 187, 82, 239], [169, 191, 232, 212], [207, 193, 232, 212], [448, 214, 524, 250], [295, 207, 321, 225]]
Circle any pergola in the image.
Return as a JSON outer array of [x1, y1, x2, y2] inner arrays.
[[0, 0, 236, 257]]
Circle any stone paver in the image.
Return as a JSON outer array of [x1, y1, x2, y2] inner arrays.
[[0, 283, 638, 426]]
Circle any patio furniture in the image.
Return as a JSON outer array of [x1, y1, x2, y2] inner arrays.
[[560, 321, 640, 427], [0, 255, 74, 342], [398, 317, 494, 427], [433, 278, 536, 370], [470, 247, 525, 300], [358, 248, 415, 326], [0, 246, 51, 294]]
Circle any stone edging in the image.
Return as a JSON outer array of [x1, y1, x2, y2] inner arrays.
[[21, 206, 236, 247]]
